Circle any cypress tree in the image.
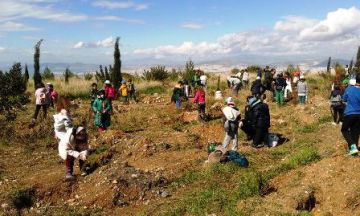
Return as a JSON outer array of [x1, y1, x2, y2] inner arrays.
[[64, 68, 70, 84], [105, 66, 110, 80], [355, 46, 360, 68], [327, 57, 331, 73], [24, 64, 29, 89], [99, 65, 105, 80], [112, 37, 122, 90], [33, 39, 43, 89], [349, 59, 353, 73]]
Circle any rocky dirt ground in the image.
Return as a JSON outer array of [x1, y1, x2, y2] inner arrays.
[[1, 77, 359, 216]]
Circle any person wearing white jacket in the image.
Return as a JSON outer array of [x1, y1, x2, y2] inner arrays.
[[222, 97, 241, 151], [53, 109, 72, 140], [58, 126, 88, 180]]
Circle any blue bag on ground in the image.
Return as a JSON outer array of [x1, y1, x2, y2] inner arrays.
[[227, 150, 249, 167]]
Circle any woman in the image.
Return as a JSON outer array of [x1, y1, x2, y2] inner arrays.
[[92, 90, 111, 132]]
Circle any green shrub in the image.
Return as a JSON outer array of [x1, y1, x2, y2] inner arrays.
[[42, 66, 55, 80], [143, 65, 169, 81], [9, 188, 35, 213], [138, 85, 166, 95], [84, 72, 93, 81]]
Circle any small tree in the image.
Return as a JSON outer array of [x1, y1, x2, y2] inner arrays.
[[216, 76, 221, 91], [182, 59, 195, 82], [42, 66, 55, 80], [84, 72, 93, 80], [9, 63, 26, 96], [112, 37, 122, 90], [286, 64, 296, 74], [24, 64, 29, 89], [334, 62, 346, 79], [64, 68, 71, 84], [143, 65, 169, 81], [327, 57, 331, 73], [33, 39, 43, 89], [104, 66, 111, 80]]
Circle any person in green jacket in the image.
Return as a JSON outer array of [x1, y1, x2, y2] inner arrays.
[[92, 90, 111, 132]]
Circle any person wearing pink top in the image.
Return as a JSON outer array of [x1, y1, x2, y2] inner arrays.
[[47, 83, 58, 108], [32, 83, 50, 123], [193, 86, 206, 121]]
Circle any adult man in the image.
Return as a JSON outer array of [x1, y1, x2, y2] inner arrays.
[[341, 73, 360, 155]]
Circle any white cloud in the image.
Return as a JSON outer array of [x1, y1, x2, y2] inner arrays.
[[299, 7, 360, 41], [73, 36, 115, 49], [0, 0, 87, 22], [0, 21, 40, 31], [0, 47, 5, 52], [95, 16, 145, 24], [134, 7, 360, 59], [181, 22, 204, 29], [92, 0, 149, 10], [274, 16, 318, 32]]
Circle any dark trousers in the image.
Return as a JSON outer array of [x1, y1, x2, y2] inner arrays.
[[33, 104, 48, 119], [129, 91, 137, 102], [253, 127, 268, 146], [341, 115, 360, 149], [331, 106, 344, 124], [65, 155, 85, 175]]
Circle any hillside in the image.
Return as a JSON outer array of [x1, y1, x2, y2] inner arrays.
[[0, 75, 359, 216]]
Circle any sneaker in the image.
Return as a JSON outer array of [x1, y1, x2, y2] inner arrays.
[[65, 173, 75, 180], [348, 144, 359, 155], [331, 122, 337, 126], [81, 172, 88, 177]]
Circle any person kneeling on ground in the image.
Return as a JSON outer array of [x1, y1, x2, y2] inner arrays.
[[241, 96, 270, 148], [222, 97, 241, 151], [92, 90, 111, 132], [58, 126, 88, 180], [341, 73, 360, 155]]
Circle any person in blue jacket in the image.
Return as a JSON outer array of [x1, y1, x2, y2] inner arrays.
[[341, 73, 360, 155]]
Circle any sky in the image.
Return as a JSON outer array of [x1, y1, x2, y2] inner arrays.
[[1, 0, 360, 68]]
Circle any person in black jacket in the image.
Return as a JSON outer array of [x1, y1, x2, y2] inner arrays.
[[251, 76, 265, 99], [240, 96, 270, 148], [274, 73, 287, 105]]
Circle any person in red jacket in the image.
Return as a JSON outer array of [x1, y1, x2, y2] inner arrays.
[[193, 86, 206, 121], [104, 80, 115, 112]]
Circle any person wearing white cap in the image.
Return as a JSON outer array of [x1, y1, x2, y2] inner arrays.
[[58, 126, 89, 180], [297, 75, 308, 104], [222, 97, 241, 151]]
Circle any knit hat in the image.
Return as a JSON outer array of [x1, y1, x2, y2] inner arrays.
[[105, 80, 111, 84], [226, 97, 235, 105], [256, 76, 261, 80], [349, 78, 356, 86]]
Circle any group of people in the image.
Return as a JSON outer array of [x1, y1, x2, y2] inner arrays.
[[328, 72, 360, 156], [250, 67, 308, 106], [227, 69, 250, 96]]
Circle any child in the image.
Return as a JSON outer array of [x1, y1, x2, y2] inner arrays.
[[127, 79, 137, 103], [193, 86, 206, 121], [58, 126, 88, 180], [171, 82, 184, 109], [104, 80, 115, 112], [53, 109, 73, 140], [330, 85, 344, 125], [90, 83, 98, 106], [297, 75, 308, 105], [32, 83, 50, 123], [222, 97, 241, 151], [46, 83, 58, 108], [274, 73, 287, 105], [284, 72, 293, 100], [92, 90, 111, 132], [119, 80, 128, 104]]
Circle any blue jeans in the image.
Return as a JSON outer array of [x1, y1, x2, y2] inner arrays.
[[176, 100, 182, 109], [299, 95, 306, 104]]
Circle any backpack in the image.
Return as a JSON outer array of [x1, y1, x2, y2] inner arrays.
[[330, 94, 342, 106], [107, 87, 115, 99]]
